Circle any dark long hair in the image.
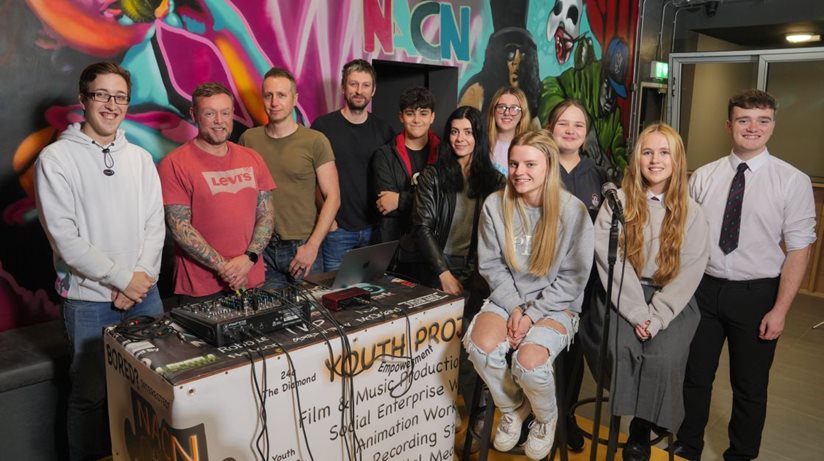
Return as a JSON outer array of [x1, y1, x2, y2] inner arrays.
[[438, 106, 501, 199]]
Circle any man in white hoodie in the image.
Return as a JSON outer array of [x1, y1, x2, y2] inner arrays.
[[34, 62, 165, 461]]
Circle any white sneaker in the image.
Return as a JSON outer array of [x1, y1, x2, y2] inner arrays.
[[524, 417, 557, 460], [493, 401, 531, 452]]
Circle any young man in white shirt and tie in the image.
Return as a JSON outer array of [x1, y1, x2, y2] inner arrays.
[[676, 89, 816, 461]]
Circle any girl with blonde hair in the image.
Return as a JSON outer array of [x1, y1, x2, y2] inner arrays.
[[465, 129, 594, 460], [583, 123, 709, 461], [487, 86, 531, 175]]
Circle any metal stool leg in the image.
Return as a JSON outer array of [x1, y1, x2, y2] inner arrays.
[[462, 378, 484, 460], [606, 415, 621, 460], [478, 401, 495, 461], [462, 377, 496, 461], [667, 432, 675, 461], [550, 350, 569, 461]]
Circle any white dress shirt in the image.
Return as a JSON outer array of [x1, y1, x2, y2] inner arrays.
[[688, 149, 816, 280]]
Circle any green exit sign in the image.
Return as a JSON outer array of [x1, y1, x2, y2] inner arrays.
[[651, 61, 668, 80]]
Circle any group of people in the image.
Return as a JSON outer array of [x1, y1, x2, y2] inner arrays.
[[33, 57, 815, 461]]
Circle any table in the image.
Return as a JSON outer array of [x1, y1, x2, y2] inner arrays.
[[104, 279, 463, 461]]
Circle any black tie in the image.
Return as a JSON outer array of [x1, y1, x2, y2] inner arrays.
[[719, 162, 748, 254]]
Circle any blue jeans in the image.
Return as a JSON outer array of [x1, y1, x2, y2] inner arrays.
[[63, 286, 163, 461], [321, 227, 373, 272], [463, 301, 578, 423], [263, 235, 324, 290]]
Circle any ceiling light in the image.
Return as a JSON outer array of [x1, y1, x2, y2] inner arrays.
[[786, 33, 820, 43]]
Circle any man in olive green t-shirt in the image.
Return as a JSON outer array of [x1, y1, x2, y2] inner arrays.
[[239, 67, 340, 289]]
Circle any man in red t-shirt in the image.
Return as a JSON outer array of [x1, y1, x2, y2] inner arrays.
[[158, 83, 276, 300]]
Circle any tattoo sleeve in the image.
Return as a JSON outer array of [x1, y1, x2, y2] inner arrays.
[[248, 190, 275, 255], [164, 204, 226, 271]]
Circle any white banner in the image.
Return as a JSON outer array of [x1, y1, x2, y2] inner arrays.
[[106, 296, 464, 461]]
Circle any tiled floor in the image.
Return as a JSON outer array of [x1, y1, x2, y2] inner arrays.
[[456, 293, 824, 460]]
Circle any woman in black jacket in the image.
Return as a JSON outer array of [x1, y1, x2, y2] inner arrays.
[[413, 105, 505, 439], [413, 106, 505, 295]]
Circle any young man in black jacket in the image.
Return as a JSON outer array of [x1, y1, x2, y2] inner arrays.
[[371, 87, 439, 238]]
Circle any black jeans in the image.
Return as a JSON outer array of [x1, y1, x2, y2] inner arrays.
[[677, 275, 780, 461]]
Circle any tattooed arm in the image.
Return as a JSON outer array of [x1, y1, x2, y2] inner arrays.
[[165, 204, 226, 271], [248, 190, 275, 255]]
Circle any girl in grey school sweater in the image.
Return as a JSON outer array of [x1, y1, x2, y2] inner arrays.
[[463, 130, 594, 460], [582, 123, 709, 461]]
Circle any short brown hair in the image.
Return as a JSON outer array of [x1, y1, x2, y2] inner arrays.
[[192, 82, 233, 108], [79, 62, 131, 96], [728, 89, 776, 121], [263, 66, 296, 94], [341, 59, 376, 87]]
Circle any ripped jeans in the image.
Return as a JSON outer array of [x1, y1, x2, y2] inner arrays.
[[463, 301, 579, 423]]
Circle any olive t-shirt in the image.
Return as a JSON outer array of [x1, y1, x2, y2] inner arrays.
[[239, 125, 334, 240]]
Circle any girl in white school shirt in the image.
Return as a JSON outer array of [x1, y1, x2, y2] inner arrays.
[[582, 123, 709, 461]]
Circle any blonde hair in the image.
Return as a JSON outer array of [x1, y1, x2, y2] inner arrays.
[[502, 129, 562, 277], [487, 86, 531, 147], [620, 123, 689, 285]]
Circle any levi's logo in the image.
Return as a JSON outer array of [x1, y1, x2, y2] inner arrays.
[[202, 167, 257, 195]]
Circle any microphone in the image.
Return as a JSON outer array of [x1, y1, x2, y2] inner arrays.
[[601, 182, 624, 223]]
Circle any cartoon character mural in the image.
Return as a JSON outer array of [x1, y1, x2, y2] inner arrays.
[[539, 36, 630, 181], [458, 0, 541, 123], [459, 0, 637, 181], [547, 0, 585, 66], [0, 0, 637, 331]]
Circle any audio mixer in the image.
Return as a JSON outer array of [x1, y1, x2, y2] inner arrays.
[[170, 288, 309, 346]]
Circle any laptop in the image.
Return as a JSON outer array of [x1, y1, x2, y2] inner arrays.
[[305, 241, 399, 289]]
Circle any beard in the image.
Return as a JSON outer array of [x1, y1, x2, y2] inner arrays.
[[345, 95, 369, 112]]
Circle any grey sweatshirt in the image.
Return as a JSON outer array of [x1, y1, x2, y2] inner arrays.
[[478, 189, 595, 322], [594, 190, 710, 338]]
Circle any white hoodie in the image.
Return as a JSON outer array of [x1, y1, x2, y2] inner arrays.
[[34, 123, 165, 302]]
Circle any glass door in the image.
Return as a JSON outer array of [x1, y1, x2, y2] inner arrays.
[[759, 52, 824, 181], [669, 47, 824, 176]]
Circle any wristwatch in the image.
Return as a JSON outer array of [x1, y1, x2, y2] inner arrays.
[[245, 251, 259, 263]]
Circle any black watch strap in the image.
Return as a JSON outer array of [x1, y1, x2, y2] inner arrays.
[[245, 251, 259, 263]]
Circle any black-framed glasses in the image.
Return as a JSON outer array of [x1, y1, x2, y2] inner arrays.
[[84, 91, 130, 105], [494, 104, 522, 115]]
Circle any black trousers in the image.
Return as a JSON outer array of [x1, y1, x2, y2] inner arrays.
[[677, 274, 780, 461]]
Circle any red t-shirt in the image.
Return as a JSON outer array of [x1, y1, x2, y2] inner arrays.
[[158, 140, 276, 296]]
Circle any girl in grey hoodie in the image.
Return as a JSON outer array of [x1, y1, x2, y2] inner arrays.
[[463, 129, 594, 460]]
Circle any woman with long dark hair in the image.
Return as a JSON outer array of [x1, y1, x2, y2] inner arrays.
[[464, 130, 593, 460], [584, 123, 709, 461], [413, 105, 504, 295]]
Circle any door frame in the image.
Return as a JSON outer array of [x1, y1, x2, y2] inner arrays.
[[668, 46, 824, 130]]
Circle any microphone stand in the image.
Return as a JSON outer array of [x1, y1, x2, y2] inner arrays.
[[589, 210, 621, 461]]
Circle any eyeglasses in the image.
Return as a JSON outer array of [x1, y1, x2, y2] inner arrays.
[[494, 104, 522, 115], [84, 91, 130, 105]]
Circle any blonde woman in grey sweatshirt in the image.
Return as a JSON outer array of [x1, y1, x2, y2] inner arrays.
[[464, 130, 594, 460]]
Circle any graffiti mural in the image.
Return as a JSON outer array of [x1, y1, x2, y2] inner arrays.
[[0, 0, 637, 331]]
